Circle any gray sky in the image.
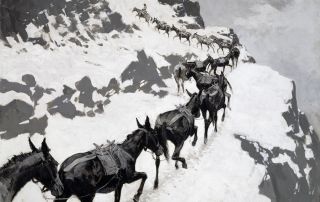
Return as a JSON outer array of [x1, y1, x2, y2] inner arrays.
[[198, 0, 320, 134]]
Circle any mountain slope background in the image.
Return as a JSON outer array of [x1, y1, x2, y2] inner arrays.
[[198, 0, 320, 135], [0, 0, 320, 202]]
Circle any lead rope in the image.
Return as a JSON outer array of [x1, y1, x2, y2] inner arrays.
[[146, 150, 166, 161]]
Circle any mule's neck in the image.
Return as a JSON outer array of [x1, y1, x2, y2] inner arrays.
[[172, 27, 179, 33], [203, 57, 211, 67], [190, 69, 201, 81], [0, 153, 43, 202], [185, 97, 198, 115], [121, 132, 145, 161]]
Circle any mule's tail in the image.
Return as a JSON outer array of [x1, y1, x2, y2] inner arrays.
[[177, 66, 182, 79], [226, 78, 233, 93], [157, 123, 169, 161]]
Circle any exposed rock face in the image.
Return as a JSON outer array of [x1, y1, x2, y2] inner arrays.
[[235, 81, 320, 202], [0, 100, 48, 139], [121, 50, 168, 97], [157, 0, 204, 29], [0, 0, 130, 46]]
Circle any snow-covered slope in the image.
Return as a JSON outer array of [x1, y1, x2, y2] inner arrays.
[[0, 0, 319, 202]]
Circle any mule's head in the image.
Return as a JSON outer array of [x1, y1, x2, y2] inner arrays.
[[207, 54, 213, 61], [185, 65, 194, 79], [186, 89, 202, 118], [152, 17, 158, 24], [192, 32, 198, 38], [29, 138, 63, 197], [136, 116, 164, 156]]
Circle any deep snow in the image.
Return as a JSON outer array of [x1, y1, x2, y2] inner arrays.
[[0, 0, 319, 201]]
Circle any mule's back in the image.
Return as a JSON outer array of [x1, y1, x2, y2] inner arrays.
[[197, 74, 217, 88], [156, 108, 193, 136]]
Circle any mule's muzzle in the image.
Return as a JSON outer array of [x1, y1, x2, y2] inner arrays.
[[195, 111, 201, 118], [50, 176, 64, 197]]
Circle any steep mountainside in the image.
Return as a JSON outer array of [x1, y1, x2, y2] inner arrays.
[[0, 0, 319, 202]]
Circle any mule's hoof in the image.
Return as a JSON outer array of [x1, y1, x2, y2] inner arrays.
[[175, 163, 179, 169], [154, 181, 159, 190], [182, 163, 188, 169], [192, 141, 197, 146], [204, 138, 208, 144], [133, 195, 140, 202]]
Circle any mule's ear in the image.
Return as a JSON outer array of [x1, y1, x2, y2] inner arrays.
[[145, 116, 151, 130], [136, 118, 143, 128], [41, 138, 50, 157], [29, 137, 39, 152], [186, 89, 192, 97]]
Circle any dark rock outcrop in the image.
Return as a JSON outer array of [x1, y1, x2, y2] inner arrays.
[[121, 50, 168, 97], [235, 81, 320, 201], [0, 74, 55, 106], [0, 0, 130, 46], [157, 0, 205, 29], [0, 100, 48, 139]]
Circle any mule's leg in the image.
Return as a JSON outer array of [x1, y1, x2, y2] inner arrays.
[[172, 143, 187, 169], [222, 103, 227, 122], [202, 109, 209, 144], [213, 111, 218, 132], [231, 58, 234, 69], [114, 183, 123, 202], [127, 172, 147, 202], [211, 44, 216, 53], [209, 111, 216, 132], [79, 195, 95, 202], [225, 92, 231, 109], [174, 76, 180, 94], [192, 125, 198, 146], [154, 156, 160, 189], [54, 192, 71, 202], [181, 80, 185, 93]]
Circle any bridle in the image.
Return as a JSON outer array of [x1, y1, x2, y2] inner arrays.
[[137, 128, 161, 152], [32, 154, 58, 193]]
